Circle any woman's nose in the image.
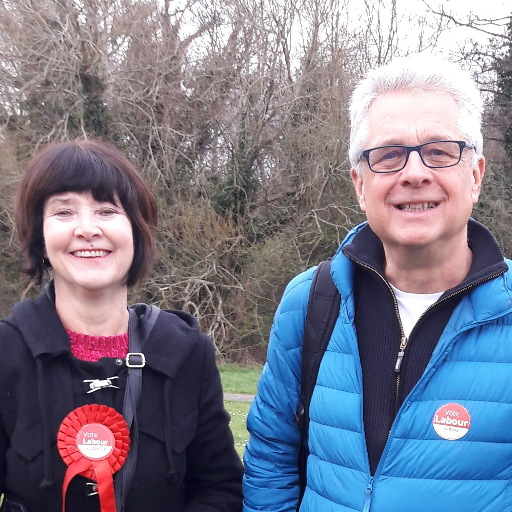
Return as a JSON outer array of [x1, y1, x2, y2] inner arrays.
[[73, 211, 102, 240]]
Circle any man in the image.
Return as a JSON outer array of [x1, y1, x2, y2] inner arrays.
[[243, 54, 512, 512]]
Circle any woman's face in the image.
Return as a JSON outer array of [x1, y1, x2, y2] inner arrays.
[[42, 191, 134, 295]]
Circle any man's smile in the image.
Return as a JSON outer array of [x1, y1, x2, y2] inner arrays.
[[396, 202, 438, 211]]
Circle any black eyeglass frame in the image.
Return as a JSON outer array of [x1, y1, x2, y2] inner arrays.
[[359, 140, 477, 174]]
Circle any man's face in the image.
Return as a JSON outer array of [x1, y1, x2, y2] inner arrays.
[[351, 90, 485, 256]]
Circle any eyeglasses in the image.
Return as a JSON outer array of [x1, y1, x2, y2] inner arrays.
[[359, 140, 476, 174]]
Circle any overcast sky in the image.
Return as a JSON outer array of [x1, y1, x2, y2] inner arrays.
[[405, 0, 510, 54]]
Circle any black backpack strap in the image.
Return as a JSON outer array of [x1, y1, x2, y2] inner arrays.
[[115, 304, 160, 511], [295, 259, 341, 510]]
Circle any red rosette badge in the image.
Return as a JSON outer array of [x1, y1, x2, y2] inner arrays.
[[57, 404, 130, 512]]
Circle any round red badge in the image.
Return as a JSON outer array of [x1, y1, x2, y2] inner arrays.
[[433, 403, 471, 440], [76, 423, 115, 460], [57, 404, 130, 512]]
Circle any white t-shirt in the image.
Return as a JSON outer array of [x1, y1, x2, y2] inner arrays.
[[389, 283, 444, 338]]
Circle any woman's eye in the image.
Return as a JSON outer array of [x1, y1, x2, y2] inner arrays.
[[98, 208, 118, 216], [55, 209, 74, 217]]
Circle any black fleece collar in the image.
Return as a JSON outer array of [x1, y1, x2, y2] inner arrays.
[[7, 283, 202, 380], [342, 218, 508, 296]]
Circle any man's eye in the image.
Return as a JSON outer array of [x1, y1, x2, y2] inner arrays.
[[381, 151, 399, 160], [373, 150, 401, 164], [427, 148, 448, 157]]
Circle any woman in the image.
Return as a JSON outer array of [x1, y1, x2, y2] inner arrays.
[[0, 139, 243, 512]]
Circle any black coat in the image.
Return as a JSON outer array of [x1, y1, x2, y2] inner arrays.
[[0, 288, 243, 512]]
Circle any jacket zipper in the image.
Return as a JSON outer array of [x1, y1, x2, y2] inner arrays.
[[392, 273, 505, 415], [394, 336, 407, 415], [362, 478, 373, 512], [345, 255, 506, 419]]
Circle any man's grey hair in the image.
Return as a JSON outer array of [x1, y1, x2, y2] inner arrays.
[[349, 54, 484, 176]]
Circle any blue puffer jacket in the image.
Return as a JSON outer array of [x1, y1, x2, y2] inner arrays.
[[243, 223, 512, 512]]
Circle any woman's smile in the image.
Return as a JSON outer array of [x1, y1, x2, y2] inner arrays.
[[71, 249, 111, 258]]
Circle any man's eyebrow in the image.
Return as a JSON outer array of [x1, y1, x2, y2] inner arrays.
[[370, 136, 457, 147]]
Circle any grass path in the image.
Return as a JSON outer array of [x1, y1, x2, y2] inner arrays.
[[219, 364, 262, 459], [224, 400, 252, 458]]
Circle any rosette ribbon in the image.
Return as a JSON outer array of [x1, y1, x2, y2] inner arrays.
[[57, 404, 130, 512]]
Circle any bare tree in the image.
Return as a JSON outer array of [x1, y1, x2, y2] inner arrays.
[[0, 0, 426, 361]]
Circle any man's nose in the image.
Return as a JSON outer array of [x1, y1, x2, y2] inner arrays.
[[399, 149, 433, 186]]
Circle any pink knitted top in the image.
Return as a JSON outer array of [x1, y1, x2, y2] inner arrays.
[[66, 329, 129, 362]]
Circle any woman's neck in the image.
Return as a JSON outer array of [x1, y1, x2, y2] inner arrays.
[[54, 281, 129, 336]]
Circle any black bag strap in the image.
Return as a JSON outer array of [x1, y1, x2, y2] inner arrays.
[[295, 259, 341, 510], [115, 305, 160, 511]]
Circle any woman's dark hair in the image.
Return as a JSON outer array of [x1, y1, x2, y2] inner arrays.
[[15, 139, 158, 287]]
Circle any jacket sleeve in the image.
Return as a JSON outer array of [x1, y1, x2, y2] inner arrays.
[[243, 270, 314, 512], [0, 321, 15, 495], [183, 335, 244, 512], [0, 413, 6, 493]]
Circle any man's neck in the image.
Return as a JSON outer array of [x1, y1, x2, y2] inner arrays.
[[383, 240, 473, 294]]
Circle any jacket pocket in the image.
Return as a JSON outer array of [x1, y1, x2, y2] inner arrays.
[[131, 409, 198, 491], [137, 409, 198, 454], [9, 421, 44, 462], [171, 410, 198, 454]]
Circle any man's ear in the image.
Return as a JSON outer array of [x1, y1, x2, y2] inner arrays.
[[351, 168, 366, 212], [471, 156, 485, 204]]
